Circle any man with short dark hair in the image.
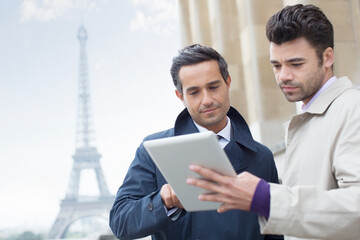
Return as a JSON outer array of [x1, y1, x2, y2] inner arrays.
[[109, 44, 282, 240], [187, 4, 360, 240]]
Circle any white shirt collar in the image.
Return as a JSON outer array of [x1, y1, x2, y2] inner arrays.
[[193, 116, 231, 142]]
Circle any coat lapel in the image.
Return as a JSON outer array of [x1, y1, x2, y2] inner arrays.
[[173, 107, 257, 173], [223, 141, 248, 173]]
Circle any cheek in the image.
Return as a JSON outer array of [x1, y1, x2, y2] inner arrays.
[[184, 98, 197, 110], [272, 70, 279, 79], [274, 73, 280, 83]]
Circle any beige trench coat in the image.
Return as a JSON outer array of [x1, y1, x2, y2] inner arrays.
[[259, 77, 360, 240]]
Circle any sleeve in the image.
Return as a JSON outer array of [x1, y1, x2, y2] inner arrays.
[[259, 103, 360, 240], [250, 179, 270, 219], [259, 184, 360, 239], [109, 142, 174, 239]]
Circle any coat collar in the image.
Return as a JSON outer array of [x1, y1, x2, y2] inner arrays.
[[174, 106, 257, 152], [306, 76, 353, 114]]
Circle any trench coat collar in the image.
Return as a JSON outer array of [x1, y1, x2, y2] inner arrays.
[[306, 76, 353, 114]]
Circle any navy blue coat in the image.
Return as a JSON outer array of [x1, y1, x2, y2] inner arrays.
[[110, 107, 282, 240]]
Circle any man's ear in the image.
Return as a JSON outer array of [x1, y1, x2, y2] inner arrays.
[[175, 89, 184, 102], [323, 47, 334, 68], [226, 75, 232, 88]]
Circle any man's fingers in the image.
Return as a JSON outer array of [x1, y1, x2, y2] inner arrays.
[[160, 184, 174, 208], [165, 198, 174, 208], [218, 203, 241, 213], [198, 192, 225, 202], [187, 176, 223, 194], [189, 164, 226, 184], [161, 184, 185, 209], [218, 203, 231, 213], [170, 189, 181, 208], [198, 190, 239, 204]]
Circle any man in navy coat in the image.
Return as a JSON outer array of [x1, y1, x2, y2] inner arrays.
[[109, 44, 282, 240]]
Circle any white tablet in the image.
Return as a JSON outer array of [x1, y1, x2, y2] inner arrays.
[[143, 131, 236, 212]]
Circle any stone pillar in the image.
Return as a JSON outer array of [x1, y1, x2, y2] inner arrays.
[[187, 0, 212, 45], [178, 0, 192, 47], [207, 0, 249, 119], [236, 0, 295, 146], [178, 0, 212, 46], [324, 0, 360, 84]]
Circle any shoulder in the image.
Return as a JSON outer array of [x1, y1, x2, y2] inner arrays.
[[143, 128, 175, 141], [338, 88, 360, 104], [253, 141, 274, 160], [329, 87, 360, 117], [245, 141, 279, 183], [330, 77, 360, 107], [132, 128, 175, 168]]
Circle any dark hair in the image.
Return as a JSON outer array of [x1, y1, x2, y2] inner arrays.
[[170, 44, 229, 93], [266, 4, 334, 65]]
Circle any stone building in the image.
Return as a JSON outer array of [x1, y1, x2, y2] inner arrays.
[[177, 0, 360, 175]]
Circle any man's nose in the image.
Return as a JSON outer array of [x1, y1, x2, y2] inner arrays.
[[202, 91, 212, 106], [279, 66, 293, 82]]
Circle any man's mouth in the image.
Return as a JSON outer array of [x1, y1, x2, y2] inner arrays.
[[202, 107, 217, 114], [281, 85, 297, 93]]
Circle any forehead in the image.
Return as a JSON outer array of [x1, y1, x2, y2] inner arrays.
[[270, 37, 317, 61], [179, 60, 222, 85]]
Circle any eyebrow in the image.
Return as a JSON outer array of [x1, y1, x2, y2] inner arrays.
[[270, 58, 306, 64], [207, 79, 222, 85]]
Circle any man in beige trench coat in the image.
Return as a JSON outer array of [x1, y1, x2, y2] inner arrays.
[[187, 4, 360, 240]]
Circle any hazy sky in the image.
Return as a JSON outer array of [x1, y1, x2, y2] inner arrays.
[[0, 0, 184, 232]]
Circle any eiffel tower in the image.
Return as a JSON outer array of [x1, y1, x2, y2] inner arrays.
[[48, 25, 114, 239]]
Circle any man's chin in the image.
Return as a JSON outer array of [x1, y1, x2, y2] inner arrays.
[[284, 94, 302, 103], [200, 118, 223, 128]]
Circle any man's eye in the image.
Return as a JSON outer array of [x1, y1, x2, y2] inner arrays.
[[189, 91, 198, 95], [209, 86, 219, 90], [292, 63, 303, 67], [273, 65, 281, 69]]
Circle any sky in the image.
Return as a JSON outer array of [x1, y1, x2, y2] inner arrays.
[[0, 0, 184, 233]]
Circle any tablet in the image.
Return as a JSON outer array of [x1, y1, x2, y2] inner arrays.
[[143, 131, 236, 212]]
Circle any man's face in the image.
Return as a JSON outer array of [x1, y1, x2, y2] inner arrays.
[[176, 60, 231, 133], [270, 37, 327, 105]]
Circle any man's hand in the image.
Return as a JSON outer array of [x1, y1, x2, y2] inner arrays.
[[160, 184, 184, 209], [186, 164, 260, 213]]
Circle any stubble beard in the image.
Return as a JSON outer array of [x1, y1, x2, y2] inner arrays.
[[281, 67, 325, 103], [198, 102, 230, 130]]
